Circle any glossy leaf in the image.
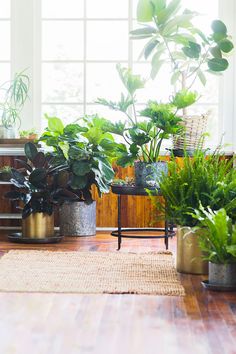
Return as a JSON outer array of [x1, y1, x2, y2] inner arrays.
[[72, 161, 91, 176], [210, 46, 222, 59], [137, 0, 153, 22], [211, 20, 227, 35], [208, 58, 229, 72], [218, 39, 234, 53], [24, 142, 38, 162]]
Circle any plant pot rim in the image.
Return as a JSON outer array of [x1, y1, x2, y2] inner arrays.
[[209, 261, 236, 265], [134, 160, 167, 164]]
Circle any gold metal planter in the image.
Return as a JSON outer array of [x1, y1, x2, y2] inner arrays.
[[176, 226, 208, 275], [22, 213, 54, 239]]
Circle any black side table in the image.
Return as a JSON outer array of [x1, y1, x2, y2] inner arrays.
[[111, 185, 175, 250]]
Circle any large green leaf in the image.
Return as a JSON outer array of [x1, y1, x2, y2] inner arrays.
[[47, 116, 64, 134], [162, 14, 195, 36], [144, 39, 159, 59], [210, 46, 222, 59], [72, 161, 91, 176], [211, 20, 227, 35], [218, 39, 234, 53], [157, 0, 181, 25], [137, 0, 153, 22], [182, 41, 201, 59], [95, 156, 114, 182], [70, 175, 88, 189], [152, 0, 166, 13], [24, 142, 38, 162], [208, 58, 229, 72], [130, 27, 157, 36]]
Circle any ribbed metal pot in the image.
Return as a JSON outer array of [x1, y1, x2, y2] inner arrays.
[[209, 262, 236, 286], [22, 212, 54, 239], [134, 161, 168, 187], [60, 201, 96, 236], [177, 226, 208, 275]]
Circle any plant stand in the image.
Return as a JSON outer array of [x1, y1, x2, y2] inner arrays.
[[111, 185, 175, 250]]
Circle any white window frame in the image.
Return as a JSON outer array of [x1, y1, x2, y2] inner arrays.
[[10, 0, 236, 151]]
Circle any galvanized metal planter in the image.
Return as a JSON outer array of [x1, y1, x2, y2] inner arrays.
[[60, 201, 96, 237], [209, 262, 236, 287], [134, 161, 168, 187], [22, 212, 54, 239], [176, 226, 208, 275]]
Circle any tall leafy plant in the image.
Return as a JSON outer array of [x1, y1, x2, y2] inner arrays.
[[131, 0, 234, 113], [97, 64, 183, 166], [39, 116, 115, 204]]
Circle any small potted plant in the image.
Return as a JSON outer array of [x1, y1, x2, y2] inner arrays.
[[0, 70, 30, 139], [131, 0, 234, 153], [193, 207, 236, 289], [156, 149, 236, 274], [0, 166, 12, 181], [19, 129, 38, 140], [97, 64, 183, 187], [39, 115, 115, 236], [5, 142, 77, 240]]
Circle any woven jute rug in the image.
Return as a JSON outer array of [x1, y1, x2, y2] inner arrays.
[[0, 250, 184, 296]]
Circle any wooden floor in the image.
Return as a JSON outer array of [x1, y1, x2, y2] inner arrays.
[[0, 232, 236, 354]]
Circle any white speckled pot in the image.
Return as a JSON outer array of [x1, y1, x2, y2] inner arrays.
[[60, 201, 96, 237]]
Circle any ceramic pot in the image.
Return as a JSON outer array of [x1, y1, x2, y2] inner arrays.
[[134, 161, 168, 187], [60, 201, 96, 236], [22, 212, 54, 239], [176, 226, 208, 275]]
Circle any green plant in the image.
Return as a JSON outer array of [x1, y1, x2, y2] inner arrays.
[[97, 65, 183, 166], [193, 206, 236, 264], [131, 0, 234, 113], [39, 115, 115, 204], [0, 70, 30, 129], [19, 129, 37, 138], [0, 165, 11, 173], [156, 149, 236, 227], [5, 143, 77, 218]]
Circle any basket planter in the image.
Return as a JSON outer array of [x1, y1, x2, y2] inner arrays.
[[22, 212, 54, 239], [173, 114, 208, 153], [176, 226, 208, 275], [134, 161, 168, 187], [60, 201, 96, 236]]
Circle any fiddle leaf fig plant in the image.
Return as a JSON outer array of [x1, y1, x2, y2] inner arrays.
[[131, 0, 234, 112], [39, 116, 115, 204]]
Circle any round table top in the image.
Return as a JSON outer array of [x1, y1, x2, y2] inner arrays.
[[111, 184, 161, 196]]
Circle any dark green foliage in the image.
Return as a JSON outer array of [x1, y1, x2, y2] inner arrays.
[[5, 143, 78, 219], [156, 149, 236, 227], [193, 207, 236, 264], [39, 115, 115, 204]]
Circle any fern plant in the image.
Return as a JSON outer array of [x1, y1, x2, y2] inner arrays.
[[156, 149, 236, 227]]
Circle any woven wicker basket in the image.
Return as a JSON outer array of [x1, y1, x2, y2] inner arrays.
[[173, 114, 208, 151]]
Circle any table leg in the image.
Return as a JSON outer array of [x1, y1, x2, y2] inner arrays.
[[117, 194, 122, 251], [164, 220, 169, 250]]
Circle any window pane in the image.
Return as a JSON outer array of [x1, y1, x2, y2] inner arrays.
[[86, 63, 126, 102], [0, 22, 10, 60], [0, 0, 10, 18], [87, 0, 128, 18], [0, 63, 11, 101], [42, 0, 84, 19], [42, 63, 84, 103], [42, 105, 84, 125], [87, 21, 128, 60], [86, 104, 126, 122], [133, 63, 172, 103], [42, 21, 84, 60]]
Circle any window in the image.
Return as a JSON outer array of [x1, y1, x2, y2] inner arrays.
[[0, 0, 11, 101], [6, 0, 236, 151]]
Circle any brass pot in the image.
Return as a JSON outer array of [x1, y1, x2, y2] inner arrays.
[[176, 226, 208, 275], [22, 212, 54, 239]]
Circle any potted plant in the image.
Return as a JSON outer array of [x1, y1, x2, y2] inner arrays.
[[131, 0, 234, 153], [5, 142, 76, 240], [0, 70, 30, 139], [156, 149, 236, 274], [193, 207, 236, 289], [39, 115, 115, 236], [97, 64, 183, 187], [19, 129, 38, 140], [0, 166, 12, 181]]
